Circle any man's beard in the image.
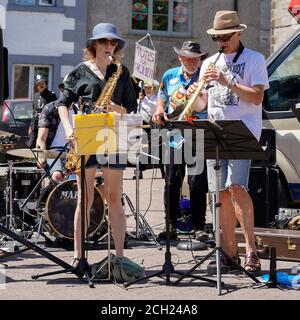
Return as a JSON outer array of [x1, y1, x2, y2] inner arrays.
[[182, 65, 198, 75]]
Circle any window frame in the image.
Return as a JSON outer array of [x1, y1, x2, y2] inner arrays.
[[39, 0, 56, 6], [14, 0, 56, 5], [130, 0, 192, 37], [12, 64, 53, 99]]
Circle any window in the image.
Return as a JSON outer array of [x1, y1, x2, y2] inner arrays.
[[265, 45, 300, 112], [131, 0, 191, 35], [39, 0, 55, 6], [15, 0, 56, 6], [16, 0, 34, 4], [13, 64, 52, 99]]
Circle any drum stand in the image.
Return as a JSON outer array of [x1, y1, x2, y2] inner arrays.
[[0, 161, 26, 253], [0, 145, 88, 282]]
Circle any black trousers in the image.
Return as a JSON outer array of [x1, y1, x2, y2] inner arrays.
[[28, 117, 39, 148], [164, 148, 208, 230]]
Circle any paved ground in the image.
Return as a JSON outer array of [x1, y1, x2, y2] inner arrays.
[[0, 168, 300, 301]]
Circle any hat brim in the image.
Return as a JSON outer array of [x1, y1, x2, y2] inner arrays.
[[173, 47, 208, 59], [206, 24, 247, 35], [87, 33, 125, 49]]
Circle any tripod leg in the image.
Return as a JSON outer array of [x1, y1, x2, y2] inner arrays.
[[0, 223, 82, 279], [174, 248, 217, 285], [123, 269, 165, 288]]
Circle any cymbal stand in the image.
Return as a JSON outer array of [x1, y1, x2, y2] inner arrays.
[[0, 161, 19, 251]]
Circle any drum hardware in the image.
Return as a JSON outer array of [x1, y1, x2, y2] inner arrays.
[[0, 130, 20, 138], [7, 148, 65, 160], [0, 149, 83, 279], [37, 180, 104, 240]]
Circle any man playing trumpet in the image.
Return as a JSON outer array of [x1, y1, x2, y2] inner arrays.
[[193, 10, 269, 274]]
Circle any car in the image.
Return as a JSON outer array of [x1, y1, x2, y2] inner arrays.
[[263, 28, 300, 209], [0, 99, 33, 163], [0, 99, 33, 137]]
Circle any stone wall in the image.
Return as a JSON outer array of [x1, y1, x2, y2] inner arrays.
[[271, 0, 299, 52]]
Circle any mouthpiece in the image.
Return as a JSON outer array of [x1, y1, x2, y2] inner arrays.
[[219, 47, 224, 53], [108, 54, 113, 62]]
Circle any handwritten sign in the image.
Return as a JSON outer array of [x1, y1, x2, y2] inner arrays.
[[133, 44, 157, 82]]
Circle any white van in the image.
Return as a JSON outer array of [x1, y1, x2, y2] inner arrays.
[[263, 28, 300, 208]]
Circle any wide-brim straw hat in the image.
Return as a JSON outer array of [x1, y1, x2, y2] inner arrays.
[[173, 41, 208, 59], [207, 10, 247, 35], [87, 22, 125, 49]]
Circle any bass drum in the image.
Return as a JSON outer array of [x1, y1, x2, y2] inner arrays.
[[39, 180, 104, 240]]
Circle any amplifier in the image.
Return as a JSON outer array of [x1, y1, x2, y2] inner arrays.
[[248, 167, 279, 227]]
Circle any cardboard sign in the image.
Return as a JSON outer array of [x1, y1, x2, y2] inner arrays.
[[288, 0, 300, 23], [133, 44, 157, 83]]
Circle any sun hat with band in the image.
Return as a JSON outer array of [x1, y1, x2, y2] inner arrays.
[[87, 22, 125, 49], [173, 41, 208, 59], [206, 10, 247, 35]]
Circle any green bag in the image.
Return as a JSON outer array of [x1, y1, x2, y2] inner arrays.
[[91, 254, 145, 283]]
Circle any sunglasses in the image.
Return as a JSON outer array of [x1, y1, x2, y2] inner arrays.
[[97, 38, 118, 46], [212, 33, 235, 42]]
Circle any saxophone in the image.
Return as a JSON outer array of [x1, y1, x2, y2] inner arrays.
[[65, 56, 124, 173], [178, 48, 224, 121]]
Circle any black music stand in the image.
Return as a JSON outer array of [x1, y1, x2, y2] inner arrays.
[[170, 119, 266, 295], [123, 126, 218, 289]]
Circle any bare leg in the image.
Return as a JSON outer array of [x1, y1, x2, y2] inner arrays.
[[229, 185, 257, 254], [102, 168, 126, 257], [219, 190, 237, 257], [73, 167, 97, 259]]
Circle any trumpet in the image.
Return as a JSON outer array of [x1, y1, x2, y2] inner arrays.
[[178, 48, 224, 121]]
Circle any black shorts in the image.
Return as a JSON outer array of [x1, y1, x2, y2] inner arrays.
[[85, 154, 126, 170]]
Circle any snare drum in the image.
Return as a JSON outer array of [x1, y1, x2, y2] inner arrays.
[[10, 167, 42, 200], [39, 180, 104, 239]]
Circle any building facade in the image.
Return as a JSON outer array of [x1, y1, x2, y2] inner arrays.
[[87, 0, 272, 82], [1, 0, 298, 100], [0, 0, 86, 99], [271, 0, 299, 52]]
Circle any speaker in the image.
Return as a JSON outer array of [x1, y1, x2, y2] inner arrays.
[[251, 129, 276, 167], [248, 167, 278, 227]]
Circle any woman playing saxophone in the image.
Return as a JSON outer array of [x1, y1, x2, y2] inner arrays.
[[57, 23, 137, 267]]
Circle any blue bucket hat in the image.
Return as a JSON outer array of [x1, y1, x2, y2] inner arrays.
[[87, 23, 125, 49]]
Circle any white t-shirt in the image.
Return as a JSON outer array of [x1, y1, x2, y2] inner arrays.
[[50, 109, 74, 148], [200, 48, 269, 140]]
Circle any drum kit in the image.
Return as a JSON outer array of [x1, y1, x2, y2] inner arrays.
[[0, 141, 105, 251]]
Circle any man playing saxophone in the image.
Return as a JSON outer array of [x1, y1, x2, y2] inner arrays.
[[192, 11, 269, 274], [57, 22, 137, 267], [152, 41, 209, 243]]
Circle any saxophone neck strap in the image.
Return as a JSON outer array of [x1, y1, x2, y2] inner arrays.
[[232, 42, 244, 63]]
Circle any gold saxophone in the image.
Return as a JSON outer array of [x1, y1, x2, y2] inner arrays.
[[65, 56, 124, 173], [178, 48, 223, 121]]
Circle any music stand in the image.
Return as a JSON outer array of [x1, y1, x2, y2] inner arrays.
[[170, 119, 266, 295], [124, 125, 218, 288]]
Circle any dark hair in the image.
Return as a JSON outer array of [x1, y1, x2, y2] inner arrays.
[[58, 82, 64, 89]]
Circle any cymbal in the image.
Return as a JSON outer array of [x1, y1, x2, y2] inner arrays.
[[7, 148, 65, 159], [0, 130, 20, 138]]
